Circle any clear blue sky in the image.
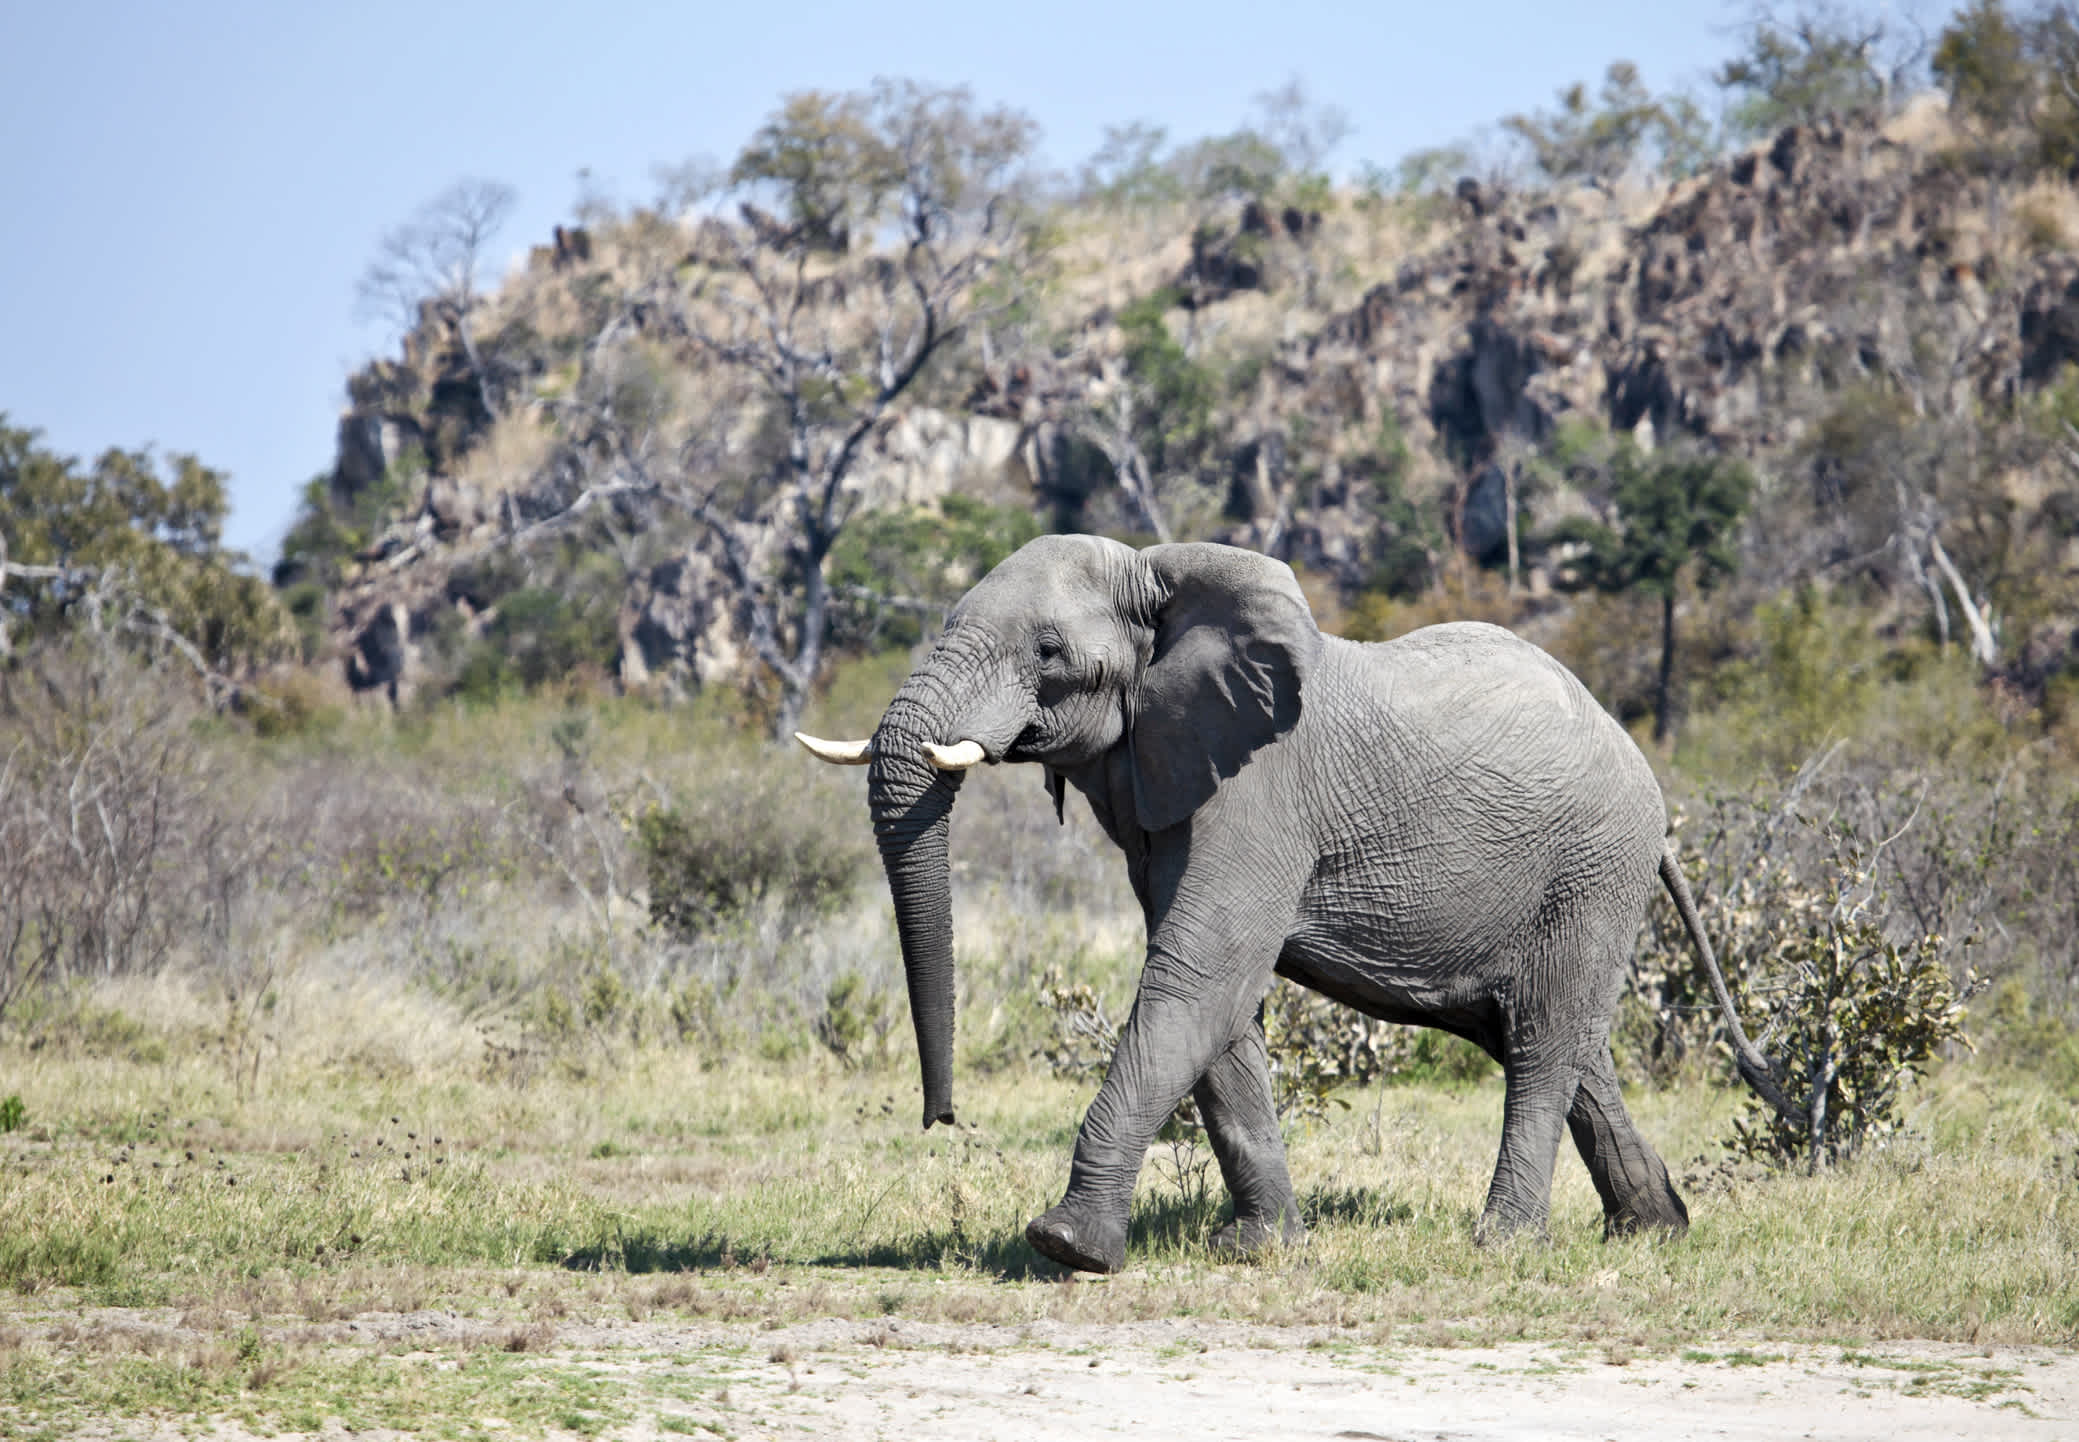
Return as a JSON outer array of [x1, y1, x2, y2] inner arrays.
[[2, 0, 1746, 564]]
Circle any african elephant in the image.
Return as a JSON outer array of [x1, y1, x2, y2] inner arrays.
[[798, 535, 1793, 1274]]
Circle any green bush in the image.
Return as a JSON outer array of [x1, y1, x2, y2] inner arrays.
[[814, 971, 891, 1068], [1037, 971, 1418, 1135], [1725, 891, 1976, 1171], [826, 496, 1042, 651], [463, 586, 619, 697], [637, 776, 868, 939], [1629, 796, 1981, 1171]]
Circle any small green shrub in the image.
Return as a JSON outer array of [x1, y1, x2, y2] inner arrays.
[[0, 1094, 23, 1133], [455, 586, 619, 700], [826, 496, 1042, 651], [1977, 979, 2079, 1096], [1037, 971, 1414, 1134], [1725, 889, 1976, 1171], [1630, 796, 1981, 1171], [814, 971, 890, 1068], [637, 782, 867, 939]]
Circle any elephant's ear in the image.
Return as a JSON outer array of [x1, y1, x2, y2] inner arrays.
[[1130, 543, 1322, 834]]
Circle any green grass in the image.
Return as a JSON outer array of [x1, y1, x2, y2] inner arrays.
[[3, 984, 2075, 1435]]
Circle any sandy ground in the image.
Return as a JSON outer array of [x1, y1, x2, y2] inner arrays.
[[367, 1313, 2073, 1440], [27, 1309, 2077, 1439]]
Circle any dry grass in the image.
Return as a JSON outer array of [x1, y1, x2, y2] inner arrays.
[[3, 971, 2074, 1346], [447, 410, 558, 498], [1, 960, 2072, 1437]]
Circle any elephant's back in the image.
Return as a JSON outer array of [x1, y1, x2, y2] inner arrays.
[[1323, 622, 1664, 844]]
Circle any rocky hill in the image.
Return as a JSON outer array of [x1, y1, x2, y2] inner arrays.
[[286, 95, 2079, 723]]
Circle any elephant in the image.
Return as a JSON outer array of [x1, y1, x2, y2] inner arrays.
[[798, 534, 1795, 1275]]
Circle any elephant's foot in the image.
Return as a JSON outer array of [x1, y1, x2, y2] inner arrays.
[[1208, 1210, 1305, 1262], [1471, 1205, 1550, 1248], [1603, 1182, 1690, 1241], [1025, 1205, 1126, 1274]]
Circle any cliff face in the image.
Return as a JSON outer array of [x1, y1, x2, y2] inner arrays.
[[305, 99, 2079, 706]]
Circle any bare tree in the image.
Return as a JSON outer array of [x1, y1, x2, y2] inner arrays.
[[544, 81, 1039, 738], [358, 178, 519, 420]]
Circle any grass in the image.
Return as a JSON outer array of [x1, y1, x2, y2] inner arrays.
[[2, 1001, 2072, 1435], [5, 997, 2077, 1328]]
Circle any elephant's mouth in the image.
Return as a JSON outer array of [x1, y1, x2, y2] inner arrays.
[[1002, 725, 1046, 763]]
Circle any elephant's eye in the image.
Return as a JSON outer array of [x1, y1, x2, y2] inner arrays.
[[1035, 637, 1064, 663]]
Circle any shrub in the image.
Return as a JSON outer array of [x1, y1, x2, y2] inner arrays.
[[459, 586, 620, 699], [1723, 862, 1977, 1171], [814, 970, 892, 1068], [637, 771, 868, 939], [826, 496, 1042, 651], [1037, 970, 1414, 1135], [1628, 791, 1983, 1171]]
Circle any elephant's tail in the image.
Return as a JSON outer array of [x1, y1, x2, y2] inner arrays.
[[1658, 846, 1803, 1125]]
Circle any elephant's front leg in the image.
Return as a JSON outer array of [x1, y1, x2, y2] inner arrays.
[[1196, 1008, 1304, 1259], [1025, 981, 1263, 1273], [1026, 852, 1301, 1274]]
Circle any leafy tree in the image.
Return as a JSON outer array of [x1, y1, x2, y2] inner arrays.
[[826, 496, 1041, 650], [1167, 129, 1288, 210], [1552, 440, 1753, 743], [1250, 75, 1352, 188], [1715, 2, 1924, 140], [1934, 0, 2035, 139], [1063, 288, 1222, 543], [0, 418, 290, 681], [729, 90, 890, 250], [1934, 1, 2079, 174], [2028, 4, 2079, 170], [1080, 121, 1183, 210], [1504, 61, 1678, 188]]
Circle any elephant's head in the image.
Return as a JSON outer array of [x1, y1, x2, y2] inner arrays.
[[798, 535, 1321, 1129]]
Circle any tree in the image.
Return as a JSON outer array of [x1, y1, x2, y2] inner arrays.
[[1715, 2, 1927, 140], [1250, 75, 1352, 187], [1080, 121, 1182, 210], [1098, 289, 1218, 542], [1934, 0, 2034, 138], [1504, 61, 1676, 189], [0, 417, 290, 686], [554, 80, 1040, 738], [1553, 441, 1753, 743], [357, 178, 518, 421], [1933, 0, 2079, 175], [729, 90, 889, 251]]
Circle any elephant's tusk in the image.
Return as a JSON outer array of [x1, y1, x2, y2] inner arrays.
[[794, 732, 874, 765], [922, 740, 986, 771]]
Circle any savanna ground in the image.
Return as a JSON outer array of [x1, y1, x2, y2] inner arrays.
[[4, 1001, 2078, 1440], [5, 650, 2079, 1438]]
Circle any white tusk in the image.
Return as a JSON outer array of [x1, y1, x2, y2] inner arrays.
[[922, 740, 986, 771], [794, 732, 874, 765]]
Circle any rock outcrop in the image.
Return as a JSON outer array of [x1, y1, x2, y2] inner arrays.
[[314, 100, 2079, 702]]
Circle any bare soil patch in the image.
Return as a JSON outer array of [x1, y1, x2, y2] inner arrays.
[[18, 1308, 2072, 1440]]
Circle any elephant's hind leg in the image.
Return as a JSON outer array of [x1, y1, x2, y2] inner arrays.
[[1195, 1008, 1303, 1260], [1567, 1049, 1689, 1238], [1475, 1025, 1579, 1244]]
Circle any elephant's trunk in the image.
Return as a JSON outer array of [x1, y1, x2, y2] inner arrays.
[[868, 677, 970, 1130]]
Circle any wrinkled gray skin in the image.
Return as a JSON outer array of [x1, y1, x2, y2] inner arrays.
[[863, 535, 1757, 1275]]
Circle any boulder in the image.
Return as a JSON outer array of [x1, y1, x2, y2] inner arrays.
[[334, 413, 424, 502]]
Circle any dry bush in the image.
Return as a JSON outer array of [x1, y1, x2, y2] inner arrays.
[[0, 644, 296, 1025]]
